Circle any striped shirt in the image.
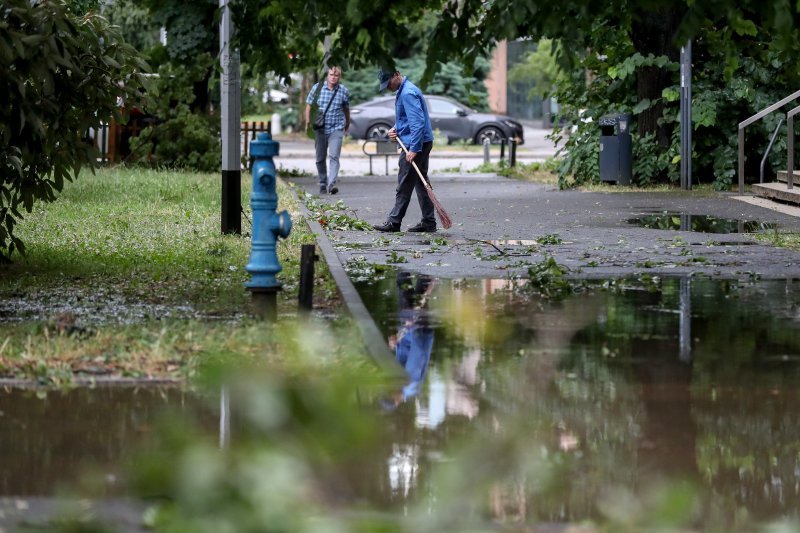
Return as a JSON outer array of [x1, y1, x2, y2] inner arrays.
[[306, 82, 350, 134]]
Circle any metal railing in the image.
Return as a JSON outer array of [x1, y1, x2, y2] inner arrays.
[[88, 119, 269, 166], [738, 88, 800, 193], [788, 105, 800, 189], [241, 121, 271, 161], [760, 118, 783, 184]]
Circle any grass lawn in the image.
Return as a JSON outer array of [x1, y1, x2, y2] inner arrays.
[[0, 167, 375, 383]]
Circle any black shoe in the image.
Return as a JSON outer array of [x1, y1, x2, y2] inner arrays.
[[319, 186, 327, 194], [373, 220, 401, 232], [328, 185, 338, 195], [407, 221, 437, 233]]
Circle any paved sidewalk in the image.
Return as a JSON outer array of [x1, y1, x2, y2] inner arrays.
[[288, 172, 800, 280]]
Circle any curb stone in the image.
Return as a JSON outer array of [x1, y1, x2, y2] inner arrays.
[[288, 182, 403, 378]]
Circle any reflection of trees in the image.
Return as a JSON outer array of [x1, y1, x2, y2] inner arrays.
[[355, 275, 800, 527], [578, 279, 800, 524], [694, 389, 800, 520], [475, 290, 647, 523], [0, 387, 196, 495]]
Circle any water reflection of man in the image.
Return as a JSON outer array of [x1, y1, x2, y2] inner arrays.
[[387, 271, 435, 406]]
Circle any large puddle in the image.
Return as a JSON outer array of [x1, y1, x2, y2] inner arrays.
[[353, 272, 800, 525], [627, 212, 778, 233], [0, 387, 212, 495], [4, 273, 800, 528]]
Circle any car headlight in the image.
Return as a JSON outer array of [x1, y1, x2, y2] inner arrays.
[[502, 120, 518, 129], [350, 109, 362, 114]]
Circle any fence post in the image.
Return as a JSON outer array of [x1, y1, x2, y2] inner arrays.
[[298, 244, 318, 311], [509, 138, 517, 167]]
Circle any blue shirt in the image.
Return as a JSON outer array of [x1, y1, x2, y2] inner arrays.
[[306, 82, 350, 134], [394, 77, 434, 153], [396, 322, 434, 401]]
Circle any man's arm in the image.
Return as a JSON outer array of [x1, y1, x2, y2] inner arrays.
[[304, 104, 311, 128], [344, 107, 350, 133]]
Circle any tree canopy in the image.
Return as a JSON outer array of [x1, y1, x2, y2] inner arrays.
[[1, 0, 146, 257], [228, 1, 800, 187]]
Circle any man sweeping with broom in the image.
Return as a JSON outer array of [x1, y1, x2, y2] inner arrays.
[[373, 68, 451, 233]]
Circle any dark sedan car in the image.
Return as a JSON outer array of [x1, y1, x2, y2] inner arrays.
[[349, 95, 524, 145]]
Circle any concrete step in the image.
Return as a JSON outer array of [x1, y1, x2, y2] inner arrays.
[[776, 170, 800, 183], [752, 181, 800, 205]]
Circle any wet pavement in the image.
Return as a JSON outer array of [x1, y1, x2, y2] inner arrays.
[[290, 172, 800, 280]]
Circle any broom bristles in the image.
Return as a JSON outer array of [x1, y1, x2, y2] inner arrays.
[[396, 138, 454, 229], [429, 189, 453, 229]]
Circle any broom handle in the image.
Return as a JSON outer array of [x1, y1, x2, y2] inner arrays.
[[395, 137, 433, 191]]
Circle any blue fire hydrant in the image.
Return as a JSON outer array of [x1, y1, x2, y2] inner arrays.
[[245, 132, 292, 319]]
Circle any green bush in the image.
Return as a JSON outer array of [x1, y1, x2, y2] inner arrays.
[[131, 112, 221, 172], [0, 0, 147, 257], [551, 21, 800, 190], [127, 55, 221, 172]]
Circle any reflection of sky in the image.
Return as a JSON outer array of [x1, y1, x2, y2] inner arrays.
[[414, 363, 481, 430], [387, 443, 418, 498], [415, 370, 446, 429]]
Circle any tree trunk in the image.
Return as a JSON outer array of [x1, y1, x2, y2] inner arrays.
[[629, 9, 683, 146]]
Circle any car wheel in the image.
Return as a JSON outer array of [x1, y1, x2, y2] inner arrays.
[[367, 123, 392, 140], [475, 126, 506, 145]]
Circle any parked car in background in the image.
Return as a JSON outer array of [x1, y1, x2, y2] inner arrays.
[[349, 95, 524, 145]]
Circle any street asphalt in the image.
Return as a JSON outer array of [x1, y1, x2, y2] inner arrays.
[[283, 159, 800, 281]]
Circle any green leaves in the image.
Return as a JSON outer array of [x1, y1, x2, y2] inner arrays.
[[662, 87, 680, 102], [0, 0, 147, 258], [608, 53, 677, 81], [730, 15, 758, 36], [632, 98, 652, 115]]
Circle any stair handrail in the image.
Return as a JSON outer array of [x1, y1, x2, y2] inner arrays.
[[788, 105, 800, 189], [760, 118, 783, 184], [738, 88, 800, 193]]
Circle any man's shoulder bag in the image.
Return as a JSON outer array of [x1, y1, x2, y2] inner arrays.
[[308, 84, 339, 137]]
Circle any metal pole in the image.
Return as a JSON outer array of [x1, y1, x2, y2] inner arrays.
[[738, 128, 745, 193], [790, 113, 795, 189], [510, 138, 517, 167], [680, 44, 686, 190], [686, 40, 692, 190], [760, 118, 784, 184], [219, 385, 230, 449], [483, 138, 490, 164], [220, 0, 241, 235], [679, 277, 692, 363], [680, 41, 692, 190]]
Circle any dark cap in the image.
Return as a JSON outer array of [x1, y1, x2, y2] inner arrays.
[[377, 69, 395, 92]]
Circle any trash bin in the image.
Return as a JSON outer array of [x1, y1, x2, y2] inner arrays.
[[599, 113, 632, 185]]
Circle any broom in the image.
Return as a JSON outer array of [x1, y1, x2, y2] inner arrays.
[[395, 137, 453, 229]]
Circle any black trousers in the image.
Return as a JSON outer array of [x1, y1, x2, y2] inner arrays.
[[387, 141, 434, 225]]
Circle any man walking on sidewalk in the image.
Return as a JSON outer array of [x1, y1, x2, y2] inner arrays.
[[305, 66, 350, 195], [372, 69, 437, 233]]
